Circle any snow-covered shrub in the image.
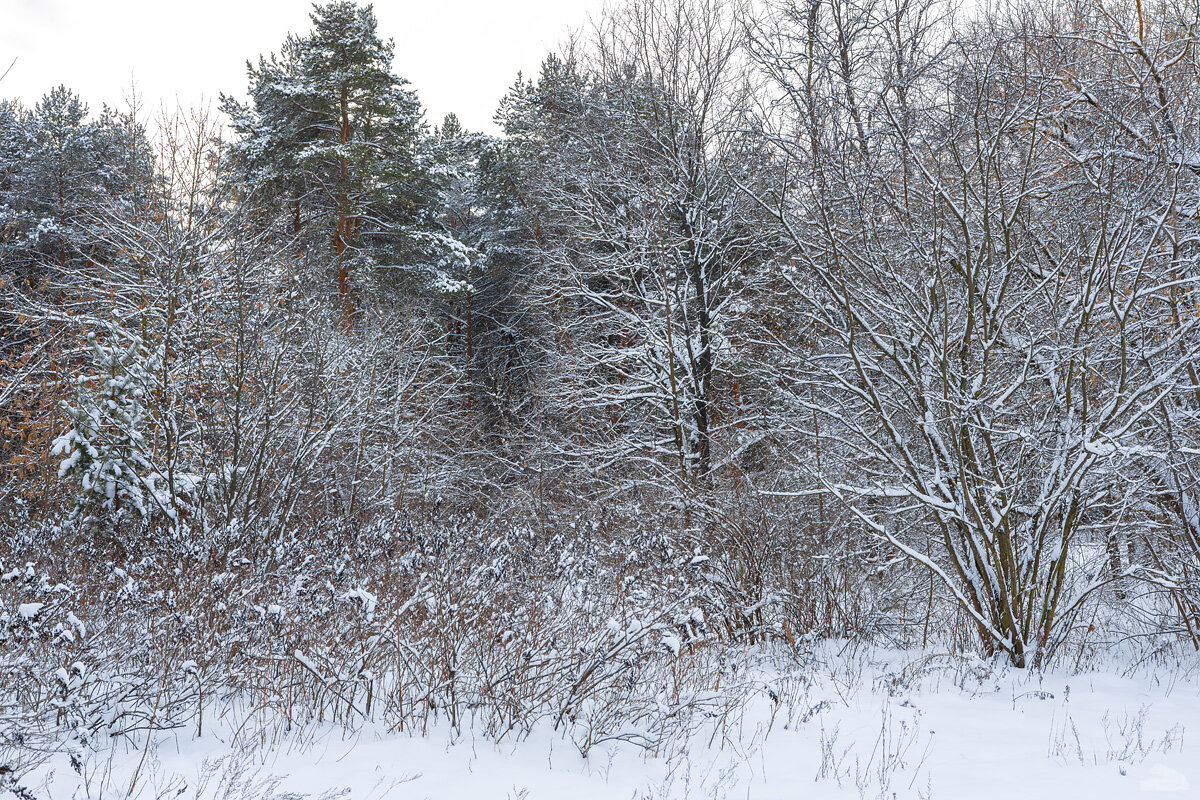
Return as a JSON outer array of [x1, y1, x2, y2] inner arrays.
[[0, 502, 761, 769]]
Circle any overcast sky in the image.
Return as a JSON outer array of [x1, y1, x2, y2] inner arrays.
[[0, 0, 604, 133]]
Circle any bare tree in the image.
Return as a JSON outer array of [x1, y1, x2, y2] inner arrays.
[[747, 0, 1200, 665]]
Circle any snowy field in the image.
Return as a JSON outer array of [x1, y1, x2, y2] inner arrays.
[[20, 646, 1199, 800]]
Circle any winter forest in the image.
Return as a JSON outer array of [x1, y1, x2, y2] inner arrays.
[[3, 0, 1200, 796]]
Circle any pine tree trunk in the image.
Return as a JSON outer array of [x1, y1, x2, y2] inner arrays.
[[335, 85, 356, 329]]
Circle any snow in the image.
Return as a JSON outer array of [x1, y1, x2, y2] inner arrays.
[[1140, 765, 1190, 792], [17, 601, 45, 620], [341, 587, 378, 617], [22, 647, 1200, 799]]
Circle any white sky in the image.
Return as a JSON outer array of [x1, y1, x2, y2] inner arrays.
[[0, 0, 605, 133]]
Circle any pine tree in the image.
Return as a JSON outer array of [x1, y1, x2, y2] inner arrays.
[[221, 1, 469, 324], [0, 87, 153, 290], [26, 87, 105, 273], [51, 322, 166, 540], [0, 100, 34, 285]]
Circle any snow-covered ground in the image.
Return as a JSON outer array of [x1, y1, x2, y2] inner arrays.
[[21, 647, 1200, 799]]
